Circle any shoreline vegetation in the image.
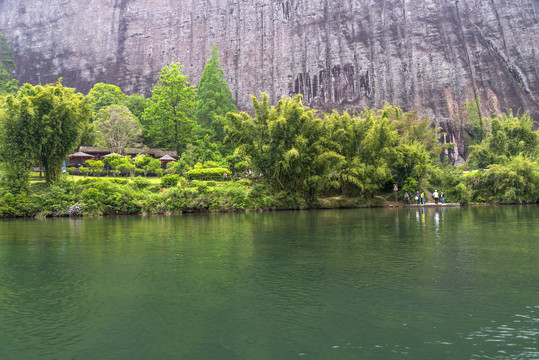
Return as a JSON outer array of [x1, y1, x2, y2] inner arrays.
[[0, 171, 535, 219], [1, 44, 538, 218]]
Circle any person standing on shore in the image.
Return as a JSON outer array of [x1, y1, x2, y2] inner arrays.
[[441, 192, 445, 204], [433, 190, 439, 204], [416, 191, 420, 204], [420, 192, 425, 204]]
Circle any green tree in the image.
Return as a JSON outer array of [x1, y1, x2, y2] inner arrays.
[[0, 34, 19, 95], [126, 93, 151, 121], [468, 112, 538, 168], [0, 81, 91, 190], [143, 63, 197, 154], [196, 44, 237, 141], [126, 93, 153, 144], [87, 83, 126, 114], [94, 105, 143, 155], [85, 159, 104, 177], [322, 109, 396, 196], [225, 93, 343, 198]]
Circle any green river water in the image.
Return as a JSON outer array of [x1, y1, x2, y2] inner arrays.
[[0, 206, 538, 359]]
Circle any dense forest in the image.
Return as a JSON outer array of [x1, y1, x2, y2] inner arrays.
[[0, 41, 538, 217]]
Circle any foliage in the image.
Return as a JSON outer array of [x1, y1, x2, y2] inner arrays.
[[0, 34, 19, 95], [225, 93, 344, 198], [426, 165, 458, 195], [94, 105, 143, 154], [143, 157, 163, 177], [161, 174, 180, 188], [186, 167, 230, 180], [126, 93, 151, 121], [483, 156, 539, 203], [196, 44, 237, 142], [126, 93, 153, 142], [193, 134, 228, 164], [143, 63, 197, 154], [0, 80, 91, 191], [85, 159, 104, 176], [466, 97, 487, 144], [87, 83, 126, 114], [79, 120, 99, 146], [110, 156, 136, 177], [226, 147, 252, 173], [468, 112, 538, 169], [388, 142, 429, 185], [388, 107, 444, 157]]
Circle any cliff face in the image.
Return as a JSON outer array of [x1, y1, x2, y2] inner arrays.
[[0, 0, 538, 159]]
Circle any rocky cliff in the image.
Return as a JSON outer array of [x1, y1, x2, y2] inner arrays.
[[0, 0, 538, 159]]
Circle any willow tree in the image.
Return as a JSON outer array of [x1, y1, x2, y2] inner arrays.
[[0, 81, 90, 190]]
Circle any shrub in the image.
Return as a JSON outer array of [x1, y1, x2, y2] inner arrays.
[[132, 176, 151, 189], [186, 167, 230, 180], [455, 182, 473, 205], [161, 174, 180, 188]]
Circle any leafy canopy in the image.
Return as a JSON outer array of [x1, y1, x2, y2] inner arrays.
[[87, 83, 126, 114], [142, 62, 197, 155], [196, 44, 237, 142], [0, 80, 91, 190], [94, 105, 143, 155], [468, 112, 538, 168]]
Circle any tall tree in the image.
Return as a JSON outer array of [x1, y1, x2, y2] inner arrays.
[[0, 81, 90, 190], [196, 44, 236, 141], [95, 105, 143, 155], [143, 62, 197, 155], [0, 34, 19, 95]]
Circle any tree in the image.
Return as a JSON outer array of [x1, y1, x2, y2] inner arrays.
[[87, 83, 126, 114], [0, 81, 91, 190], [126, 93, 153, 144], [0, 34, 19, 95], [196, 44, 237, 141], [94, 105, 143, 155], [468, 111, 538, 168], [225, 93, 343, 197], [126, 93, 152, 122], [143, 63, 197, 155]]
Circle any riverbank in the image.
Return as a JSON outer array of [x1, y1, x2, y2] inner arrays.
[[2, 176, 536, 219], [0, 177, 386, 218]]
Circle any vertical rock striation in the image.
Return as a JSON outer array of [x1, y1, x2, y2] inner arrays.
[[1, 1, 537, 128]]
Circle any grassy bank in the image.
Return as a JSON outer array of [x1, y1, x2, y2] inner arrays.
[[2, 161, 538, 219], [0, 176, 389, 218]]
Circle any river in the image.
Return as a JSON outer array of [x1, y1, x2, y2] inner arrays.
[[0, 206, 538, 359]]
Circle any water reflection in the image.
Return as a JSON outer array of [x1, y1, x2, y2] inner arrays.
[[0, 207, 538, 360]]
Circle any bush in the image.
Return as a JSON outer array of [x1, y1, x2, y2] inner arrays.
[[186, 167, 230, 180], [131, 176, 151, 189], [455, 182, 473, 205], [483, 156, 539, 203], [161, 174, 180, 188]]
